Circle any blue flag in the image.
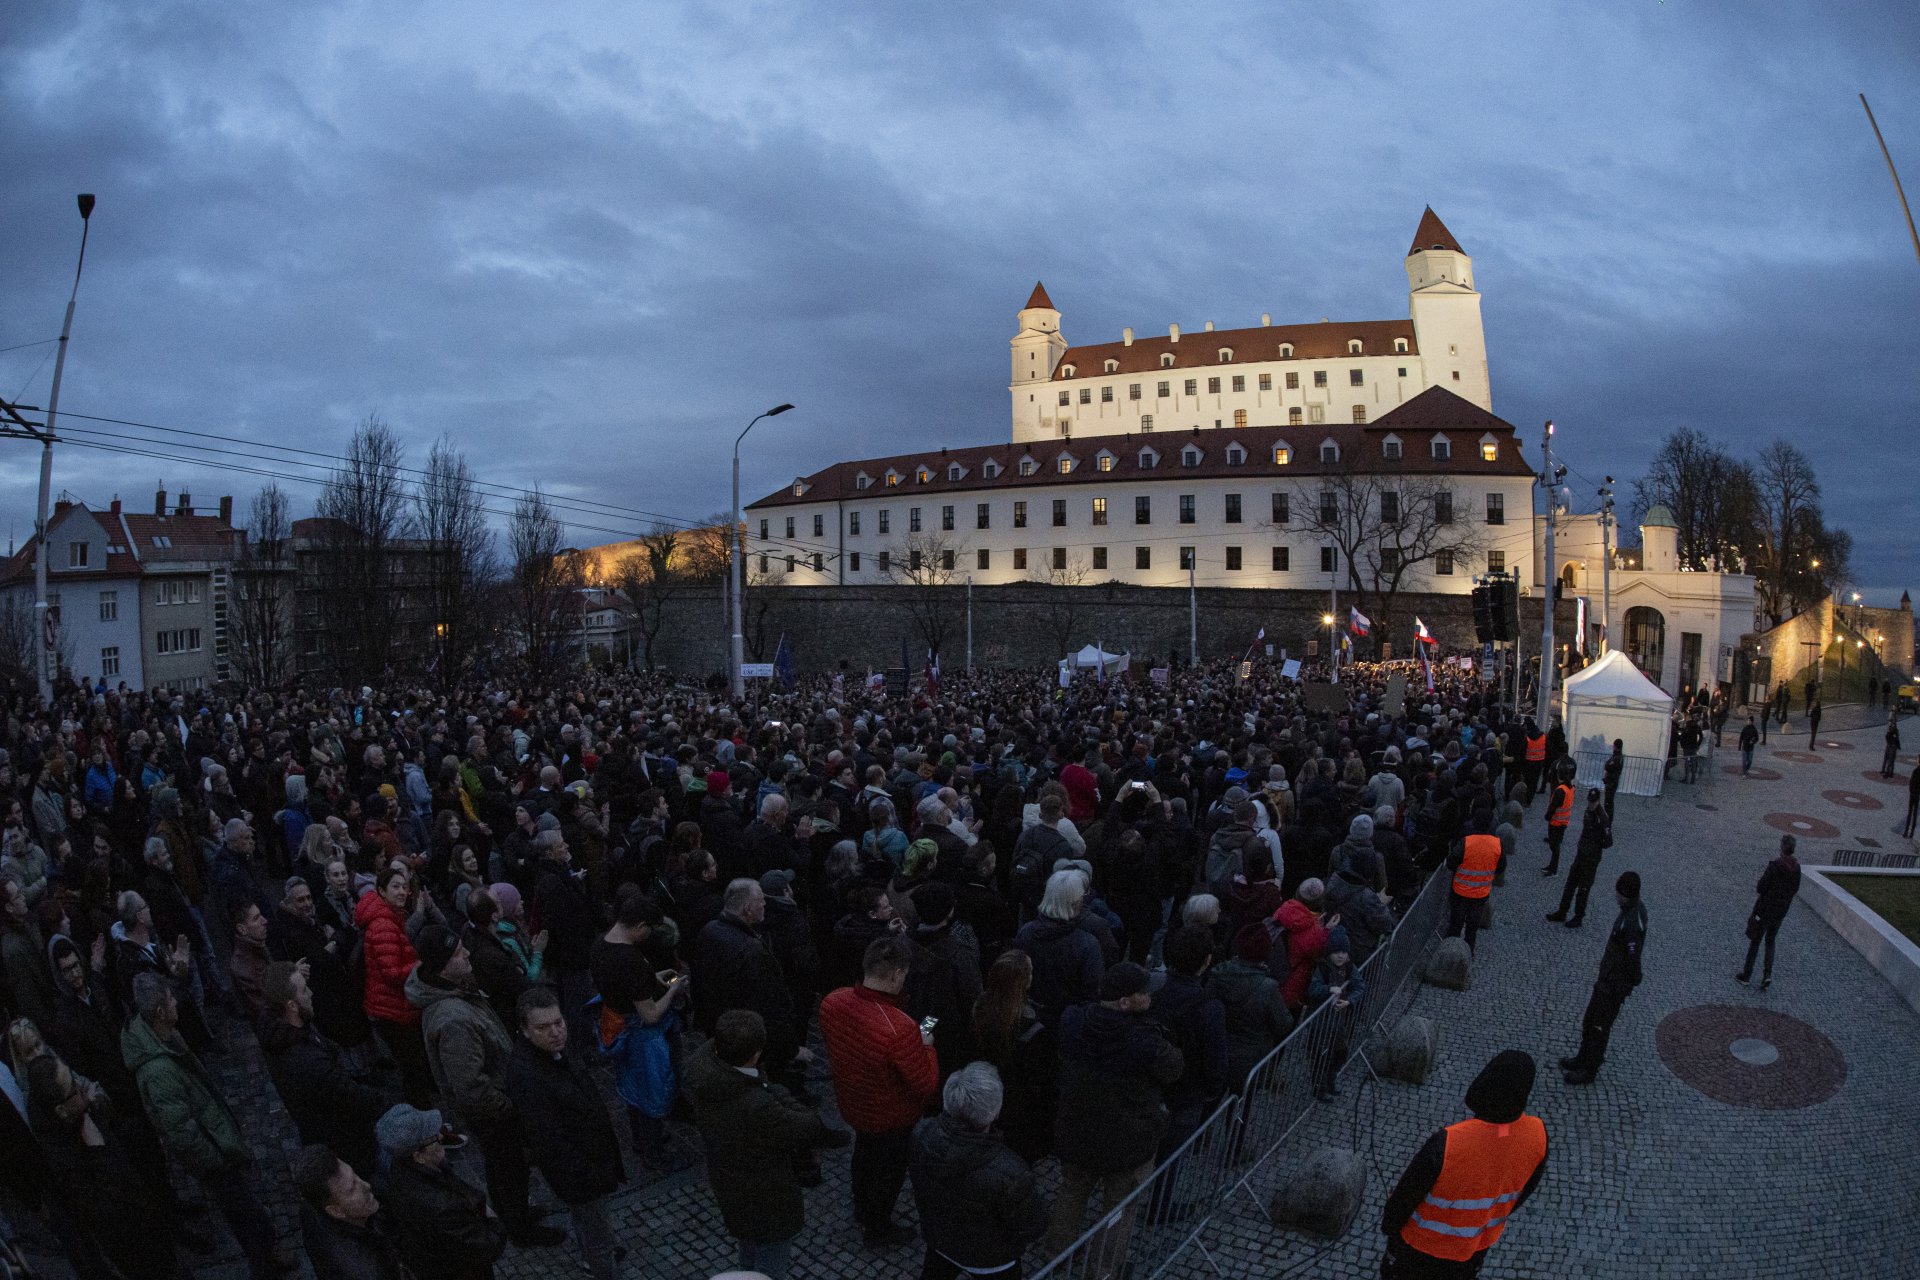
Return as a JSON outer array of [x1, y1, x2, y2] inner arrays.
[[773, 633, 796, 690]]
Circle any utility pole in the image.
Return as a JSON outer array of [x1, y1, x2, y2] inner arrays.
[[1597, 477, 1615, 654], [965, 574, 973, 671], [1861, 94, 1920, 266], [1188, 561, 1199, 667], [1536, 420, 1563, 727], [1329, 565, 1339, 684], [31, 194, 96, 706]]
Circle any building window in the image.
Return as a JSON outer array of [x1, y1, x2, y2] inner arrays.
[[856, 474, 873, 490], [1225, 493, 1242, 523], [879, 510, 891, 534], [1486, 493, 1505, 525], [1139, 448, 1158, 468], [1352, 406, 1367, 424], [1272, 546, 1291, 572], [68, 541, 88, 568], [1101, 385, 1113, 403], [909, 550, 921, 571], [1052, 547, 1067, 570], [1129, 383, 1141, 400], [1395, 338, 1409, 353], [1013, 548, 1027, 570], [1435, 492, 1454, 524], [1013, 502, 1027, 529], [1058, 391, 1070, 406], [100, 645, 119, 677], [1320, 442, 1338, 463], [1091, 497, 1107, 526], [1224, 445, 1244, 465], [1097, 453, 1115, 473], [940, 549, 955, 571], [1079, 388, 1091, 404], [1398, 366, 1408, 377], [1313, 370, 1328, 388], [1232, 375, 1245, 392], [760, 519, 770, 540], [1140, 415, 1155, 432], [1320, 490, 1338, 522], [1233, 409, 1248, 429], [1179, 495, 1195, 524], [1348, 339, 1363, 355], [948, 463, 964, 481], [1452, 371, 1461, 382], [1183, 379, 1198, 396], [1161, 353, 1176, 368], [812, 552, 825, 571], [977, 549, 990, 570], [1487, 550, 1506, 573], [1273, 446, 1292, 466], [850, 552, 861, 571], [1057, 457, 1074, 474], [1286, 372, 1300, 390], [887, 471, 902, 487], [786, 555, 797, 573], [1349, 368, 1365, 386], [1136, 546, 1152, 570], [1259, 373, 1273, 391], [1208, 377, 1221, 394], [98, 590, 117, 622], [1321, 546, 1337, 574], [982, 460, 1001, 478], [1481, 441, 1499, 462], [1052, 499, 1067, 527], [1157, 381, 1170, 398], [785, 516, 795, 538], [1225, 547, 1242, 571], [1288, 407, 1303, 425], [188, 581, 201, 604], [1431, 439, 1451, 460], [1019, 458, 1038, 476], [1181, 447, 1201, 468], [155, 628, 203, 655], [942, 505, 955, 531], [1091, 546, 1107, 571], [1135, 496, 1152, 525], [1436, 549, 1455, 575], [813, 514, 825, 537], [909, 508, 922, 533], [1179, 546, 1195, 571], [760, 554, 770, 573], [1382, 438, 1402, 460], [1380, 547, 1400, 573], [977, 503, 990, 530], [850, 511, 862, 535]]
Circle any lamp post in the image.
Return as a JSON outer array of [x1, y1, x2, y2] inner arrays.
[[730, 403, 794, 700], [34, 193, 96, 706], [1322, 612, 1335, 679]]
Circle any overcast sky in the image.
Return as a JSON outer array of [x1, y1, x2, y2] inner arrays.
[[4, 1, 1916, 599]]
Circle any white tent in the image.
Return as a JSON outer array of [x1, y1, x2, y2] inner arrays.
[[1058, 644, 1131, 676], [1560, 649, 1673, 796]]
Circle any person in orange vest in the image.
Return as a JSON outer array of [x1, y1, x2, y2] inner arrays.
[[1520, 721, 1547, 804], [1539, 769, 1576, 876], [1443, 820, 1499, 953], [1379, 1049, 1547, 1278]]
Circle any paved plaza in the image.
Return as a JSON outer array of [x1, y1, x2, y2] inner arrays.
[[26, 704, 1908, 1280]]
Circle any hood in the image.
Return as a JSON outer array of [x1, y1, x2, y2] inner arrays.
[[684, 1041, 756, 1110], [1465, 1049, 1536, 1124], [1021, 916, 1081, 945], [353, 890, 398, 930], [120, 1012, 183, 1074], [1207, 957, 1275, 1002], [1060, 1002, 1166, 1073], [404, 966, 462, 1012], [1275, 898, 1320, 935]]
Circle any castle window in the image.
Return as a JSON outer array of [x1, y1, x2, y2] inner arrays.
[[1233, 409, 1248, 429], [1288, 408, 1302, 425], [1019, 457, 1038, 476], [942, 505, 955, 531], [1274, 446, 1293, 466], [885, 470, 902, 487], [1052, 499, 1066, 527], [759, 519, 769, 541], [1013, 548, 1027, 570], [1231, 375, 1245, 392], [856, 473, 873, 490], [916, 466, 933, 484], [1079, 388, 1091, 404], [1279, 343, 1294, 358], [1136, 496, 1152, 524], [1352, 405, 1367, 423], [792, 481, 806, 497], [785, 517, 795, 538], [1272, 491, 1290, 523], [1259, 373, 1272, 391], [1394, 338, 1408, 354], [1092, 497, 1108, 526], [1348, 339, 1363, 355], [1140, 414, 1154, 431], [1179, 495, 1196, 523], [1226, 547, 1242, 571], [1139, 448, 1159, 469], [1157, 381, 1170, 398], [1286, 372, 1299, 390], [878, 551, 890, 572], [1052, 547, 1067, 571], [1181, 446, 1202, 468], [1057, 456, 1074, 474], [1431, 438, 1452, 460], [1160, 353, 1176, 368], [1379, 491, 1400, 523], [1129, 383, 1141, 400], [1104, 359, 1118, 373], [878, 510, 891, 534], [1184, 379, 1198, 396], [1208, 377, 1221, 394], [1136, 546, 1151, 570], [1061, 365, 1076, 378], [1101, 385, 1113, 403], [1093, 547, 1107, 571], [1225, 445, 1246, 465], [813, 514, 824, 537], [1014, 501, 1027, 528], [1058, 391, 1070, 406], [1320, 441, 1340, 464], [982, 459, 1001, 478], [850, 552, 861, 571], [1480, 438, 1499, 462], [1349, 368, 1364, 386], [941, 550, 955, 571], [1225, 493, 1242, 523], [977, 549, 990, 570], [1096, 452, 1115, 472], [1272, 546, 1291, 571], [1436, 549, 1455, 575], [1382, 437, 1402, 460], [850, 511, 861, 534], [909, 507, 922, 532], [812, 553, 824, 572], [1398, 367, 1408, 377], [1486, 493, 1505, 526], [1219, 348, 1234, 363], [947, 463, 963, 481]]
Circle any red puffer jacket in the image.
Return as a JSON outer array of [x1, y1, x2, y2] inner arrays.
[[1271, 898, 1328, 1014], [355, 891, 420, 1025], [819, 983, 938, 1134]]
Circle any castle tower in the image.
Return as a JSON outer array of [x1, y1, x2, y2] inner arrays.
[[1640, 504, 1679, 573], [1010, 281, 1068, 443], [1406, 208, 1492, 412]]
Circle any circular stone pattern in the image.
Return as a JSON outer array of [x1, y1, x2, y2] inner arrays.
[[1722, 764, 1782, 780], [1763, 812, 1840, 838], [1822, 789, 1884, 811], [1656, 1005, 1846, 1109], [1860, 770, 1908, 788], [1771, 751, 1823, 764]]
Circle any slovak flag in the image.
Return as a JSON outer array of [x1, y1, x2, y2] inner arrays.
[[1348, 606, 1372, 638], [1255, 626, 1266, 643], [1414, 617, 1437, 648], [926, 649, 940, 694]]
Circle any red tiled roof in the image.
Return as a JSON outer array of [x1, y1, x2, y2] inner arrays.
[[1408, 207, 1463, 256], [1053, 318, 1416, 380], [1025, 281, 1055, 310], [121, 511, 240, 560], [749, 387, 1530, 510]]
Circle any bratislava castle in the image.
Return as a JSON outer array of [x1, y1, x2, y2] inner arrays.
[[745, 209, 1535, 594]]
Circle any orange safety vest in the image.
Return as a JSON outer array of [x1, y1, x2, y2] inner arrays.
[[1547, 784, 1574, 828], [1400, 1115, 1547, 1262], [1524, 733, 1546, 762], [1451, 834, 1500, 900]]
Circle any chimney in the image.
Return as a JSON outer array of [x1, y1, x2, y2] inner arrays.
[[218, 495, 233, 524], [1261, 313, 1271, 326], [54, 499, 73, 518], [155, 488, 167, 516], [1122, 327, 1134, 346], [176, 492, 191, 515], [1203, 320, 1215, 332], [110, 498, 122, 516], [1169, 323, 1180, 343]]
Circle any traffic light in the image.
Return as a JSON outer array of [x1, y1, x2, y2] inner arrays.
[[1490, 577, 1516, 642], [1471, 585, 1493, 644]]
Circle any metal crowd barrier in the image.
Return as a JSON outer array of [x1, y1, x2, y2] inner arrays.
[[1570, 749, 1668, 798], [1032, 869, 1452, 1280]]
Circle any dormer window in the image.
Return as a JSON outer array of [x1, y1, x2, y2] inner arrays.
[[1160, 353, 1176, 368], [947, 463, 964, 481], [1057, 455, 1075, 475], [1218, 348, 1234, 363], [1381, 435, 1403, 461], [1319, 440, 1340, 464], [885, 469, 903, 487], [1348, 339, 1363, 355], [982, 459, 1002, 478], [1096, 450, 1116, 473], [855, 472, 873, 491], [1103, 359, 1118, 373], [1430, 437, 1452, 461], [915, 466, 933, 484], [1273, 446, 1293, 466], [791, 480, 808, 497], [1225, 444, 1246, 466], [1060, 364, 1076, 378], [1279, 343, 1294, 358], [1018, 457, 1038, 476], [1479, 435, 1500, 462], [1181, 446, 1202, 468], [1139, 448, 1160, 469], [1394, 338, 1409, 354]]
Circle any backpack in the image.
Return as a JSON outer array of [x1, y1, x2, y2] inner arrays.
[[1012, 822, 1071, 910]]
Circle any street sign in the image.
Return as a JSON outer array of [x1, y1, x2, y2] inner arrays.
[[740, 663, 774, 679]]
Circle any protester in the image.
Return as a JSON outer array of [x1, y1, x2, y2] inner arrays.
[[1560, 872, 1647, 1085], [376, 1102, 508, 1280], [909, 1062, 1048, 1280], [1735, 835, 1802, 991], [260, 959, 395, 1177]]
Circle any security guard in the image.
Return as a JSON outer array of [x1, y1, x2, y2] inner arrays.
[[1539, 769, 1575, 876], [1381, 1050, 1548, 1278], [1521, 721, 1547, 803], [1444, 823, 1500, 953]]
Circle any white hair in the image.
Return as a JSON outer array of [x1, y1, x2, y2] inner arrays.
[[1182, 893, 1221, 927], [916, 795, 950, 826], [1038, 868, 1087, 922], [759, 793, 788, 820], [942, 1061, 1005, 1128]]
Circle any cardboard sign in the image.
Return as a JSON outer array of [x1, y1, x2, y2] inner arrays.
[[1149, 667, 1170, 685], [1281, 659, 1302, 679]]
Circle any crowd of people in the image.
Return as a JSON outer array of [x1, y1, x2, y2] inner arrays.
[[0, 653, 1718, 1279]]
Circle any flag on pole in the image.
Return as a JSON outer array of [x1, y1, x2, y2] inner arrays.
[[773, 633, 796, 690], [1348, 606, 1372, 638], [1059, 662, 1073, 689], [926, 648, 939, 695], [1420, 641, 1436, 693], [1255, 626, 1266, 643], [1413, 617, 1437, 648], [1096, 643, 1107, 684]]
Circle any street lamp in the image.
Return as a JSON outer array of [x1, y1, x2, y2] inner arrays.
[[33, 193, 96, 706], [730, 403, 795, 700], [1321, 612, 1335, 673]]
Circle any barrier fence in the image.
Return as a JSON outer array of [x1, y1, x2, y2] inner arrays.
[[1570, 748, 1668, 798], [1032, 868, 1453, 1280]]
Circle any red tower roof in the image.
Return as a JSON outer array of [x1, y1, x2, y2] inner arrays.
[[1407, 207, 1464, 256], [1024, 281, 1055, 310]]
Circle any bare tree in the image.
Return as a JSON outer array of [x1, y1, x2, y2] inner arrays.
[[612, 524, 688, 671], [509, 488, 582, 685], [1630, 428, 1755, 572], [1295, 473, 1484, 653], [0, 595, 34, 680], [1749, 440, 1832, 625], [231, 484, 295, 688], [1028, 554, 1092, 658], [415, 437, 495, 686], [677, 513, 737, 585], [312, 416, 413, 684], [880, 530, 967, 657]]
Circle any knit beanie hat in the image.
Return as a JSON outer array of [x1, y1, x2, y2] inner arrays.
[[1464, 1050, 1536, 1124], [1616, 871, 1641, 899]]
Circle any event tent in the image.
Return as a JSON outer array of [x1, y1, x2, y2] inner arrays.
[[1559, 649, 1673, 796], [1058, 644, 1131, 676]]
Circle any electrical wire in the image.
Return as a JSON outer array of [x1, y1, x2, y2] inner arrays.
[[0, 338, 59, 356]]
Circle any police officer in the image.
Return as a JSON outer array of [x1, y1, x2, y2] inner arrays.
[[1545, 790, 1609, 928], [1380, 1050, 1548, 1278], [1561, 871, 1646, 1085]]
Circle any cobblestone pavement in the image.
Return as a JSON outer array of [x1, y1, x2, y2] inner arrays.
[[150, 705, 1917, 1279]]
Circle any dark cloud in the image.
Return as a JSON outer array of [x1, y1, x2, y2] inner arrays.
[[1, 0, 1914, 597]]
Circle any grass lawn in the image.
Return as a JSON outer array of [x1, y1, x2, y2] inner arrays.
[[1830, 874, 1920, 949]]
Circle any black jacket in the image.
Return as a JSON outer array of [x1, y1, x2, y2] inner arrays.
[[1752, 855, 1802, 925], [1206, 957, 1293, 1084], [46, 976, 134, 1101], [684, 1040, 846, 1243], [1596, 900, 1647, 992], [502, 1038, 625, 1205], [907, 919, 983, 1071], [301, 1204, 413, 1280], [381, 1157, 506, 1280], [1013, 915, 1104, 1027], [761, 895, 820, 1015], [463, 923, 534, 1030], [1053, 1001, 1183, 1173], [691, 914, 795, 1061], [262, 1018, 394, 1173], [1151, 972, 1230, 1113], [699, 793, 746, 881], [909, 1113, 1047, 1270], [1567, 809, 1611, 888], [532, 863, 597, 973], [740, 819, 802, 880]]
